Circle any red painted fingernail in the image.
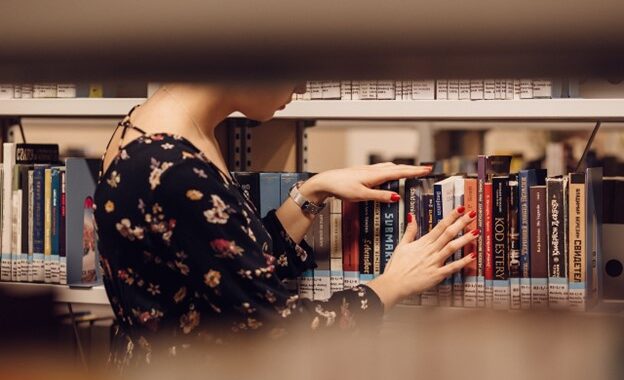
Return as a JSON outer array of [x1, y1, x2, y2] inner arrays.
[[471, 229, 480, 236], [469, 210, 477, 218], [470, 252, 477, 259], [390, 194, 400, 202], [407, 213, 413, 223], [457, 205, 465, 214]]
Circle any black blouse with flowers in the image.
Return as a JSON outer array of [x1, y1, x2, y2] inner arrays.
[[94, 129, 383, 366]]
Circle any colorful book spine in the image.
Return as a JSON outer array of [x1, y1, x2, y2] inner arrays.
[[359, 201, 374, 284], [402, 178, 422, 305], [372, 199, 381, 278], [492, 176, 510, 309], [329, 198, 343, 294], [342, 201, 360, 289], [434, 177, 456, 306], [50, 168, 61, 283], [568, 173, 586, 311], [259, 172, 280, 218], [60, 169, 67, 285], [11, 190, 21, 281], [477, 155, 487, 307], [463, 178, 478, 307], [43, 168, 52, 283], [518, 170, 532, 309], [530, 185, 549, 309], [483, 182, 494, 308], [547, 177, 568, 309], [452, 177, 465, 307], [380, 181, 399, 273], [27, 169, 34, 282], [509, 177, 521, 309], [420, 192, 438, 305]]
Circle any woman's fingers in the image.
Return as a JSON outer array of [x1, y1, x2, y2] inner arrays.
[[434, 229, 480, 264], [424, 206, 468, 244], [439, 252, 477, 278], [429, 211, 477, 251], [372, 165, 432, 184], [400, 213, 418, 245], [362, 188, 401, 203]]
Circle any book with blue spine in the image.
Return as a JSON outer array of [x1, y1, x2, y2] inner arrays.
[[32, 164, 47, 282], [518, 169, 546, 309], [434, 176, 459, 306], [380, 180, 399, 273], [259, 172, 280, 218], [452, 177, 465, 307], [18, 164, 33, 281], [279, 172, 308, 293], [50, 167, 61, 283]]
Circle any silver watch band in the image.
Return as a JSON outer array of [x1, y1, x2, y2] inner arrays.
[[289, 180, 326, 215]]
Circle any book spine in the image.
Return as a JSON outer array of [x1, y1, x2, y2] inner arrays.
[[401, 81, 412, 100], [50, 168, 61, 284], [351, 81, 361, 100], [340, 81, 352, 100], [398, 178, 406, 241], [395, 80, 403, 100], [530, 186, 549, 309], [359, 81, 377, 100], [484, 182, 494, 308], [372, 200, 381, 277], [568, 173, 586, 311], [11, 190, 21, 281], [359, 201, 374, 284], [380, 181, 399, 273], [0, 84, 14, 99], [19, 166, 30, 282], [27, 170, 34, 282], [44, 168, 52, 283], [402, 178, 422, 305], [435, 183, 450, 305], [532, 79, 553, 99], [459, 80, 471, 100], [21, 84, 33, 98], [421, 193, 438, 305], [447, 80, 459, 100], [376, 81, 395, 100], [477, 155, 487, 307], [313, 205, 331, 301], [56, 84, 77, 98], [411, 80, 435, 100], [470, 80, 484, 100], [1, 143, 15, 281], [259, 173, 281, 218], [509, 179, 521, 310], [321, 81, 341, 99], [435, 79, 448, 100], [492, 176, 510, 309], [342, 201, 360, 289], [329, 198, 343, 294], [518, 170, 532, 309], [453, 178, 465, 307], [520, 79, 534, 99], [462, 178, 478, 307], [32, 166, 45, 282], [505, 79, 515, 100], [547, 177, 568, 309], [60, 169, 67, 285], [484, 79, 496, 100], [309, 81, 323, 99]]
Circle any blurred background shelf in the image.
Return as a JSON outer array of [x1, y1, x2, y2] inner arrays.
[[0, 282, 109, 305]]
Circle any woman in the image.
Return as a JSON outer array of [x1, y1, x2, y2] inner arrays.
[[94, 83, 478, 367]]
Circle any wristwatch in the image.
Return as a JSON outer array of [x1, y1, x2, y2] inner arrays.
[[289, 180, 326, 215]]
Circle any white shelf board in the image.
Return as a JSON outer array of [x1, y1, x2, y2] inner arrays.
[[0, 98, 146, 117], [0, 281, 109, 305], [3, 98, 624, 122], [266, 99, 624, 121]]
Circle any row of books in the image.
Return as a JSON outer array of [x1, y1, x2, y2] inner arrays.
[[0, 143, 99, 285], [235, 161, 603, 311], [0, 84, 78, 99], [293, 79, 564, 101]]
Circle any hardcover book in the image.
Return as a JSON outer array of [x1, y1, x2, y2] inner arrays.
[[547, 176, 569, 309], [483, 182, 494, 308], [313, 206, 331, 300], [434, 176, 459, 306], [463, 178, 478, 307], [509, 176, 521, 309], [530, 185, 549, 309], [492, 175, 511, 310], [359, 201, 374, 284], [342, 201, 360, 289], [32, 165, 47, 282], [380, 181, 399, 273], [329, 198, 344, 294], [568, 172, 586, 310]]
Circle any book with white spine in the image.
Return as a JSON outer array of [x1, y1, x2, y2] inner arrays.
[[401, 81, 412, 100], [411, 80, 435, 100], [513, 80, 522, 100], [532, 79, 553, 98], [20, 84, 33, 98], [459, 80, 471, 100], [394, 81, 403, 100], [436, 80, 448, 100], [11, 190, 22, 281], [484, 79, 496, 100], [520, 79, 533, 99], [0, 85, 14, 99], [359, 81, 377, 100], [351, 81, 361, 100], [1, 144, 15, 281], [57, 84, 77, 98], [309, 81, 323, 100], [470, 80, 484, 100], [505, 80, 514, 100], [321, 81, 341, 99], [447, 80, 459, 100], [376, 81, 396, 100], [340, 81, 352, 100]]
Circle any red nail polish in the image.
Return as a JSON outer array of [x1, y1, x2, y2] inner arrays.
[[471, 229, 480, 236], [407, 213, 413, 223], [469, 210, 477, 218], [470, 252, 477, 259], [457, 205, 465, 214], [390, 194, 400, 202]]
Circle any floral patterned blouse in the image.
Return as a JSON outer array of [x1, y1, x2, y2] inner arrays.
[[94, 122, 383, 367]]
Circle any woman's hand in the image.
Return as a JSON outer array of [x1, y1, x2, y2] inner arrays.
[[298, 163, 431, 204], [366, 206, 479, 311]]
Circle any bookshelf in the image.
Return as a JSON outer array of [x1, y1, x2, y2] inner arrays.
[[4, 98, 624, 122], [0, 282, 109, 305]]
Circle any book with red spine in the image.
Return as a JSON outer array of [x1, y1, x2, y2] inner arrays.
[[463, 178, 478, 307], [484, 182, 494, 308], [341, 201, 360, 289]]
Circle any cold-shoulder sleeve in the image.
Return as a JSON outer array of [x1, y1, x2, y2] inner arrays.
[[155, 158, 384, 337]]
